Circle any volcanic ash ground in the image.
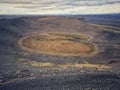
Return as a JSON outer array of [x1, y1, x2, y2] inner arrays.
[[0, 16, 120, 90]]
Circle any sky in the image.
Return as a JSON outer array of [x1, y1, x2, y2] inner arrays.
[[0, 0, 120, 15]]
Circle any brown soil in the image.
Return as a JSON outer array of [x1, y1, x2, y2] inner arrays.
[[19, 33, 96, 56]]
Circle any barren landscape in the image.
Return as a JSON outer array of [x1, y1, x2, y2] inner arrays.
[[0, 15, 120, 90]]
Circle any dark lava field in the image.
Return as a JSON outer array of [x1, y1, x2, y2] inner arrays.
[[0, 15, 120, 90]]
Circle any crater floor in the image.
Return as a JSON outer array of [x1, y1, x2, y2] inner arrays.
[[19, 33, 96, 56]]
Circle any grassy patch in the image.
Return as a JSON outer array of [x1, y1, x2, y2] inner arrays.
[[19, 58, 111, 70]]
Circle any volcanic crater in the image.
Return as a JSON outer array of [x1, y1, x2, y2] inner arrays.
[[19, 33, 96, 56]]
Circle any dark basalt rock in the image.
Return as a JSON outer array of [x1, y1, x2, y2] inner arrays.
[[0, 70, 34, 84]]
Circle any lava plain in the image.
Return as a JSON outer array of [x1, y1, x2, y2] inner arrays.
[[0, 16, 120, 90]]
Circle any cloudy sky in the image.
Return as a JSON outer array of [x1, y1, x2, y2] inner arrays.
[[0, 0, 120, 15]]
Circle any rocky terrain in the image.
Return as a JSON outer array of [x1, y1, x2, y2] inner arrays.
[[0, 16, 120, 90]]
